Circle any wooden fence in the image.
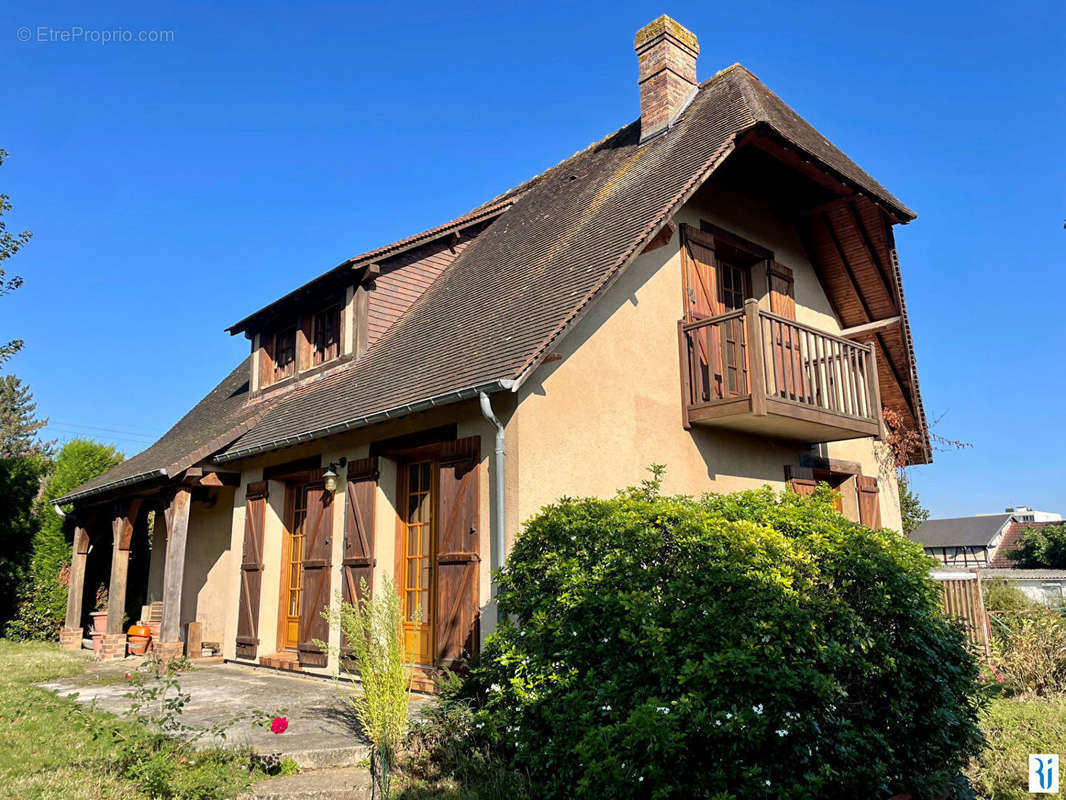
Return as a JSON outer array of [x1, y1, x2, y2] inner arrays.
[[931, 570, 991, 658]]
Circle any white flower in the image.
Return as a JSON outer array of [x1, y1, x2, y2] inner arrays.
[[656, 706, 670, 714], [776, 729, 788, 737], [490, 683, 502, 693], [638, 777, 644, 783], [752, 704, 764, 715], [765, 779, 772, 786], [601, 705, 612, 711], [725, 712, 733, 719]]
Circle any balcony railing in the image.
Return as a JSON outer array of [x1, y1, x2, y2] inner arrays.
[[678, 299, 882, 442]]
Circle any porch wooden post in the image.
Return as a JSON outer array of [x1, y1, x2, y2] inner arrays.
[[106, 499, 141, 635], [60, 520, 92, 649], [159, 487, 192, 648]]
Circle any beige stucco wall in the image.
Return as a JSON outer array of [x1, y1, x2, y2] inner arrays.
[[179, 488, 237, 646], [512, 176, 902, 533]]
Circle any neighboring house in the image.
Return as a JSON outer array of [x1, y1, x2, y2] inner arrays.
[[911, 514, 1015, 568], [56, 15, 930, 684], [912, 515, 1063, 569], [1001, 505, 1062, 523]]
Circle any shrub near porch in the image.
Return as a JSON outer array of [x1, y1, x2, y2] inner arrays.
[[460, 480, 984, 799]]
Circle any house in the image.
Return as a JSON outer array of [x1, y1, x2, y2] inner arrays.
[[911, 514, 1016, 568], [911, 514, 1062, 568], [978, 568, 1066, 608], [55, 15, 929, 683]]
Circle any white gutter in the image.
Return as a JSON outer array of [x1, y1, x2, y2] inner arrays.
[[478, 391, 507, 615]]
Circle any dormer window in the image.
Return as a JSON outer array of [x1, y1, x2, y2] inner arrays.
[[312, 304, 342, 366], [274, 326, 297, 382]]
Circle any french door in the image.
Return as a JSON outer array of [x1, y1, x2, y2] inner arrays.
[[401, 460, 436, 666], [281, 484, 310, 651]]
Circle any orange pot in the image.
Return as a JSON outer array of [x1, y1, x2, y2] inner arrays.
[[127, 625, 151, 638]]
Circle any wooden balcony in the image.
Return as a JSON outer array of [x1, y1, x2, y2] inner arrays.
[[678, 299, 882, 443]]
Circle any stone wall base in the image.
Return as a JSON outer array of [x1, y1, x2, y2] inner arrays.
[[153, 641, 184, 662], [59, 627, 83, 651], [98, 632, 127, 661]]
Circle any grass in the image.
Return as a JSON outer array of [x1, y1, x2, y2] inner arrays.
[[0, 640, 262, 800], [967, 695, 1066, 800]]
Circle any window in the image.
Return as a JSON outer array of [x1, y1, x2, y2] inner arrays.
[[273, 327, 297, 382], [312, 305, 342, 365]]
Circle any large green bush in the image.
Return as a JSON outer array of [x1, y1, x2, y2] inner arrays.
[[463, 479, 984, 799], [6, 439, 122, 639]]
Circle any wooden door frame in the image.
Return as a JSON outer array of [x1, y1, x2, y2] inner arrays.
[[394, 457, 440, 668]]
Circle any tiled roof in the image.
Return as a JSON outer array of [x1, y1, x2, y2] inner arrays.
[[60, 64, 921, 503], [910, 514, 1014, 549], [979, 568, 1066, 580], [989, 521, 1062, 568]]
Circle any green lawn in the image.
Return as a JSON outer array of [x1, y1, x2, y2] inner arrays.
[[0, 640, 259, 800]]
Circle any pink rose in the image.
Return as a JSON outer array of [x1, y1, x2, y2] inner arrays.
[[270, 716, 288, 734], [124, 673, 131, 679], [995, 672, 1004, 683]]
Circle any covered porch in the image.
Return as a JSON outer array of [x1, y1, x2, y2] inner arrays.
[[59, 468, 241, 661]]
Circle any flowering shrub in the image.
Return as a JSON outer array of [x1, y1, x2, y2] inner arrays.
[[462, 479, 984, 799]]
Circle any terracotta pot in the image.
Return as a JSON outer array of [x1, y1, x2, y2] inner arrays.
[[90, 611, 108, 634], [127, 635, 151, 655]]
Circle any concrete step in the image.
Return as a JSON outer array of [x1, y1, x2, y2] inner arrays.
[[247, 766, 372, 800], [278, 743, 370, 771]]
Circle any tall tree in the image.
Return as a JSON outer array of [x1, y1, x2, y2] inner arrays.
[[897, 471, 930, 537], [0, 375, 49, 457], [0, 148, 32, 366]]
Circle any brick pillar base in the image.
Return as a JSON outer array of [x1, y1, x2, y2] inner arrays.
[[59, 627, 83, 651], [153, 641, 184, 662], [98, 633, 127, 661]]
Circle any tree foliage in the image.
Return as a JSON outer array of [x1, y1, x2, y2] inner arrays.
[[0, 453, 50, 624], [0, 375, 50, 457], [898, 471, 930, 537], [0, 148, 32, 367], [461, 479, 984, 799], [7, 439, 123, 639], [1007, 523, 1066, 570]]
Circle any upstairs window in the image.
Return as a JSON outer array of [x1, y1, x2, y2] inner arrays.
[[273, 326, 297, 382], [312, 304, 342, 366]]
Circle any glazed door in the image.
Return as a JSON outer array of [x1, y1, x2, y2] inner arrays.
[[401, 461, 435, 666], [281, 484, 310, 651]]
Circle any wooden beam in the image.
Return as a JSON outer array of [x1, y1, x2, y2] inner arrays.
[[106, 499, 142, 635], [846, 200, 896, 305], [839, 316, 901, 339], [160, 488, 192, 644], [354, 284, 369, 356], [64, 522, 92, 631]]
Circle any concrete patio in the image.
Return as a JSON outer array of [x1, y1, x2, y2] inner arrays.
[[40, 654, 426, 772]]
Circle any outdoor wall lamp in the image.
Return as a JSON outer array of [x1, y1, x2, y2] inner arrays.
[[322, 457, 347, 492]]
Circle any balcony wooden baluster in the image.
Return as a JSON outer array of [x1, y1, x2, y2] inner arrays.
[[678, 299, 882, 443]]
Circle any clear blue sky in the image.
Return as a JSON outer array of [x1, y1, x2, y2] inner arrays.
[[2, 0, 1063, 518]]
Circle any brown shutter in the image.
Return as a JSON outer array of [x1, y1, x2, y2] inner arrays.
[[236, 482, 268, 659], [435, 436, 481, 668], [857, 476, 882, 528], [342, 458, 378, 653], [767, 261, 808, 402], [298, 484, 332, 667], [768, 262, 796, 319], [681, 225, 726, 402], [789, 478, 818, 496]]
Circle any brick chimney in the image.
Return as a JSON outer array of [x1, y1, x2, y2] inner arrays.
[[635, 15, 699, 141]]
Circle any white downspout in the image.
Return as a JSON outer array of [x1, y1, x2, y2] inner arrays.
[[478, 391, 506, 618]]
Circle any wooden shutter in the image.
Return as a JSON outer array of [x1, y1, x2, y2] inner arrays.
[[297, 484, 332, 667], [681, 225, 719, 321], [789, 478, 818, 496], [766, 261, 808, 402], [236, 482, 268, 659], [435, 437, 480, 668], [857, 476, 882, 528], [342, 458, 378, 653], [768, 262, 796, 319]]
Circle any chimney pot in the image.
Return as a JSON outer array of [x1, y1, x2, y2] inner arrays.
[[634, 15, 699, 141]]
